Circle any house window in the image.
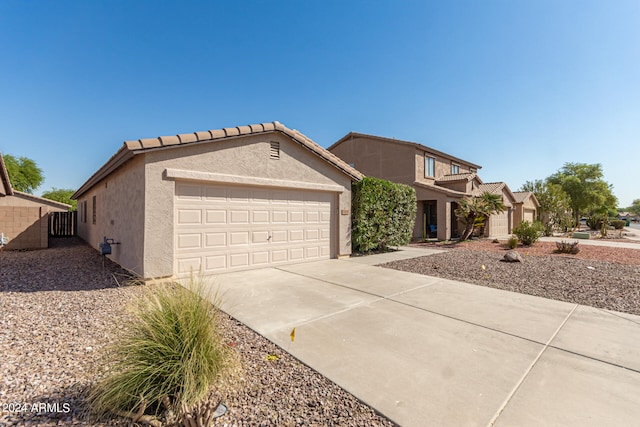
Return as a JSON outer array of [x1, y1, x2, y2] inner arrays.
[[425, 156, 435, 177], [92, 196, 96, 225], [451, 164, 459, 174], [82, 201, 87, 223]]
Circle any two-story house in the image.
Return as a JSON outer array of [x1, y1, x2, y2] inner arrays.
[[328, 132, 519, 240]]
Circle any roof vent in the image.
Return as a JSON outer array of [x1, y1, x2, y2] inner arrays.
[[270, 141, 280, 159]]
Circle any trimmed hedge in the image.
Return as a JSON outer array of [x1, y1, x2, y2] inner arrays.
[[351, 176, 417, 253]]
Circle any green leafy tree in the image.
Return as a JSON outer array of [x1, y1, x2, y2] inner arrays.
[[3, 154, 44, 194], [455, 192, 506, 240], [520, 179, 573, 231], [627, 199, 640, 216], [546, 163, 617, 225], [41, 188, 76, 211]]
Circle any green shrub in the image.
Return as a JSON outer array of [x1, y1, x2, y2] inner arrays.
[[610, 219, 626, 230], [513, 220, 543, 246], [352, 176, 417, 253], [507, 236, 518, 249], [555, 240, 580, 254], [89, 278, 235, 420], [587, 215, 607, 230]]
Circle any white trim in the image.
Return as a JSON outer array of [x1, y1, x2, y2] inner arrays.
[[164, 168, 344, 193]]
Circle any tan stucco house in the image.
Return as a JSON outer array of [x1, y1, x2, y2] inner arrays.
[[472, 182, 517, 237], [72, 122, 363, 279], [328, 132, 517, 240], [512, 191, 540, 228], [0, 153, 70, 250]]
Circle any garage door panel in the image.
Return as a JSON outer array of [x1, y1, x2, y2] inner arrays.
[[177, 209, 202, 224], [176, 183, 203, 200], [252, 210, 269, 223], [205, 210, 226, 224], [204, 187, 226, 201], [205, 233, 226, 247], [205, 255, 226, 271], [175, 183, 334, 277], [177, 233, 202, 250]]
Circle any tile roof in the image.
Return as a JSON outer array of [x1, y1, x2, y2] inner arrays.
[[73, 122, 363, 199], [512, 191, 540, 207], [0, 153, 14, 197], [436, 172, 480, 184], [329, 132, 482, 170], [12, 191, 71, 210], [512, 191, 532, 203], [413, 181, 470, 198], [473, 182, 517, 204]]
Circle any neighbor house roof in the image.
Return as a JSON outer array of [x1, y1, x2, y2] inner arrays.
[[436, 172, 482, 184], [73, 121, 364, 200], [329, 132, 482, 171], [473, 182, 517, 203], [13, 190, 71, 210], [0, 153, 14, 197], [512, 191, 540, 208], [413, 181, 470, 198]]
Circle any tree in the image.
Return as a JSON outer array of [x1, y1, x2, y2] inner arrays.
[[3, 154, 44, 194], [546, 163, 617, 225], [627, 199, 640, 216], [455, 192, 506, 240], [520, 179, 573, 231], [42, 188, 77, 211]]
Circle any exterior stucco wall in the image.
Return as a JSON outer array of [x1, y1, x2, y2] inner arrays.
[[76, 156, 145, 275], [414, 186, 459, 240], [143, 132, 354, 279], [329, 136, 415, 186], [415, 150, 474, 184]]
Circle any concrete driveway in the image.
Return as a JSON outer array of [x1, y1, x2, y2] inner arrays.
[[208, 248, 640, 427]]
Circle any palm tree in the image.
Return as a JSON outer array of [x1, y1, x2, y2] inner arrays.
[[455, 192, 506, 240]]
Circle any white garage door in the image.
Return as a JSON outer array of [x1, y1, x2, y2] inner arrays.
[[174, 182, 334, 277]]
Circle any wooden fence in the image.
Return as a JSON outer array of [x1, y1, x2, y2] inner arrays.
[[49, 211, 77, 237]]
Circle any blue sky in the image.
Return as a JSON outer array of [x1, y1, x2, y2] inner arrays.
[[1, 1, 638, 206]]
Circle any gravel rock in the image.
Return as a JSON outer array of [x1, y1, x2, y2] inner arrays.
[[502, 250, 523, 262], [0, 238, 394, 426], [383, 247, 640, 315]]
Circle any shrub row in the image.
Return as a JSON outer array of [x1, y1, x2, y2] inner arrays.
[[351, 176, 417, 253]]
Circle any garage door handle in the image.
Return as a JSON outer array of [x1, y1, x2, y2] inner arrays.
[[267, 235, 272, 241]]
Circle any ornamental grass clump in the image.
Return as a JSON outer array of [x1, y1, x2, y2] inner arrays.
[[89, 278, 235, 423]]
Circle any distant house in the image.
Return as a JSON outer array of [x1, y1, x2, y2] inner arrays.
[[328, 132, 517, 240], [0, 153, 70, 249], [512, 191, 540, 228]]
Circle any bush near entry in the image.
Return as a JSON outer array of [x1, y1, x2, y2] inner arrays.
[[513, 220, 544, 246], [352, 176, 417, 253]]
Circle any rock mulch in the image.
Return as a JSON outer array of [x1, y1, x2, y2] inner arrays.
[[0, 239, 394, 426], [383, 245, 640, 316]]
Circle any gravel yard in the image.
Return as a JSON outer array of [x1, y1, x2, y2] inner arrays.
[[0, 239, 393, 426], [383, 240, 640, 316]]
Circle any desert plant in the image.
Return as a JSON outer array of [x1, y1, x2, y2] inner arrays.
[[89, 278, 235, 422], [610, 219, 626, 230], [513, 220, 543, 246], [455, 192, 507, 240], [507, 236, 518, 249], [555, 240, 580, 254]]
